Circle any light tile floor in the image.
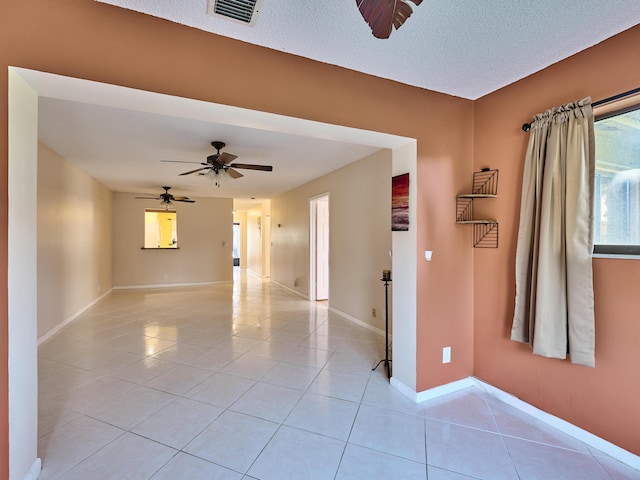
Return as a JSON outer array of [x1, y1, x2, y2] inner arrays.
[[38, 271, 639, 479]]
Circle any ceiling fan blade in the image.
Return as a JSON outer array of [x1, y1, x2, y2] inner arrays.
[[357, 0, 421, 39], [230, 163, 273, 172], [135, 187, 195, 206], [218, 152, 238, 164], [179, 167, 209, 176], [227, 168, 244, 179]]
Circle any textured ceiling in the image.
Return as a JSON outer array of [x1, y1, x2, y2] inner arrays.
[[96, 0, 640, 100]]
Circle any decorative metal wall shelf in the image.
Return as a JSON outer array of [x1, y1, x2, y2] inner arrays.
[[456, 168, 499, 248]]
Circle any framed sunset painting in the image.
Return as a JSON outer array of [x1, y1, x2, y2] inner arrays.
[[392, 173, 409, 231]]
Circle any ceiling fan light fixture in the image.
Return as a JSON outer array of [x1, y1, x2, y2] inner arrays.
[[169, 140, 271, 182], [160, 199, 174, 209], [205, 167, 230, 187]]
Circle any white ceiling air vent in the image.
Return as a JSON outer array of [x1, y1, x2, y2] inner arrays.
[[206, 0, 263, 26]]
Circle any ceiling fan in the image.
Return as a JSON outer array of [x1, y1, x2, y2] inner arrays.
[[134, 186, 195, 209], [162, 141, 273, 187], [356, 0, 423, 39]]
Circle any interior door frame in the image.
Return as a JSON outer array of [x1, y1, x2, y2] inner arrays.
[[309, 192, 330, 301], [7, 68, 418, 476]]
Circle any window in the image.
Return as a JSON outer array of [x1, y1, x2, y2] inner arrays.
[[593, 98, 640, 255], [144, 209, 178, 249]]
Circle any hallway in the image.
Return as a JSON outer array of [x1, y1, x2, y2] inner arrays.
[[37, 272, 638, 479]]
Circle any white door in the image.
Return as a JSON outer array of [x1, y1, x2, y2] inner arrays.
[[232, 222, 240, 266], [315, 198, 329, 300]]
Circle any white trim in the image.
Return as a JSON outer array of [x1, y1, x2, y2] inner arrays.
[[246, 269, 270, 279], [309, 192, 330, 302], [9, 68, 39, 479], [270, 285, 387, 339], [113, 281, 231, 290], [270, 280, 309, 300], [37, 289, 113, 345], [390, 376, 476, 403], [309, 197, 317, 302], [246, 269, 263, 280], [22, 458, 41, 480], [391, 376, 640, 471], [471, 378, 640, 470], [592, 253, 640, 260], [328, 307, 386, 338]]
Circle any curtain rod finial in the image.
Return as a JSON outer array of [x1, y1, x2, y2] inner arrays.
[[522, 123, 531, 132]]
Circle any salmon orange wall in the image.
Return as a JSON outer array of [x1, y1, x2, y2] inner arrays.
[[0, 0, 475, 474], [474, 26, 640, 454]]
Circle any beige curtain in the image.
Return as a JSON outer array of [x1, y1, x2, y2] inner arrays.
[[511, 98, 596, 368]]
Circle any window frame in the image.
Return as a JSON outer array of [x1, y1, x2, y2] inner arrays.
[[593, 97, 640, 256]]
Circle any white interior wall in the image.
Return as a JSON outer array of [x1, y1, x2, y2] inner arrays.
[[270, 150, 392, 331], [270, 192, 308, 294], [37, 142, 113, 340], [390, 142, 418, 391], [112, 193, 233, 287], [8, 68, 40, 480]]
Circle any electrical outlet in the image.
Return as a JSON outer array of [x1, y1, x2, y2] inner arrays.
[[372, 308, 377, 318], [164, 273, 169, 280], [442, 346, 451, 364]]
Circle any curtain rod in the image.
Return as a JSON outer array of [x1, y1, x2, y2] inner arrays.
[[521, 87, 640, 132]]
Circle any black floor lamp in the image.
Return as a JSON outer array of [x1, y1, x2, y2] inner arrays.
[[372, 269, 392, 379]]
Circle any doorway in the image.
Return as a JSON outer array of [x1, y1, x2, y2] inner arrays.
[[310, 194, 329, 301], [233, 222, 240, 266], [8, 68, 417, 477]]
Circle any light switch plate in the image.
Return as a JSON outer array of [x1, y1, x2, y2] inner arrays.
[[442, 346, 451, 364]]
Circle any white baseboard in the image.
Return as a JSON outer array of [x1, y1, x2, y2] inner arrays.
[[328, 307, 386, 338], [23, 457, 41, 480], [247, 269, 270, 280], [471, 378, 640, 471], [269, 282, 386, 339], [38, 289, 113, 345], [391, 376, 476, 403], [390, 376, 639, 471], [113, 281, 231, 290], [270, 280, 309, 300]]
